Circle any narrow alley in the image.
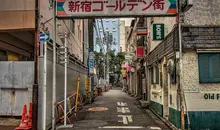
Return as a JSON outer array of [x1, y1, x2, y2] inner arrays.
[[58, 88, 171, 130]]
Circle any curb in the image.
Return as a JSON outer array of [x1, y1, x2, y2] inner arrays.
[[147, 108, 178, 130]]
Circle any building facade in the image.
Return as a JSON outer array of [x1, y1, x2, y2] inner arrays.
[[0, 0, 89, 129], [94, 19, 120, 54], [146, 0, 220, 130]]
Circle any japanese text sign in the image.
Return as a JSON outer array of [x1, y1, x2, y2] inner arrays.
[[153, 23, 164, 40], [57, 0, 177, 18]]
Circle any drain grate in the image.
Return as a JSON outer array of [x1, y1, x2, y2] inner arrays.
[[74, 120, 108, 128]]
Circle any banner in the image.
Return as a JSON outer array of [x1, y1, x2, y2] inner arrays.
[[57, 0, 177, 17]]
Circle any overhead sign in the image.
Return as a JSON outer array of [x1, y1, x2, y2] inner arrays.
[[153, 24, 164, 40], [136, 27, 148, 35], [182, 0, 193, 12], [39, 33, 50, 42], [56, 0, 177, 18]]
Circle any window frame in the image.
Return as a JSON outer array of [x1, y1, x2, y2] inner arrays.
[[198, 53, 220, 83]]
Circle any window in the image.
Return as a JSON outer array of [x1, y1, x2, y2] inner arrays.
[[198, 53, 220, 83], [151, 68, 154, 83], [151, 66, 159, 84], [99, 28, 103, 32], [0, 49, 7, 61], [155, 66, 159, 84], [112, 28, 116, 32], [106, 28, 109, 32]]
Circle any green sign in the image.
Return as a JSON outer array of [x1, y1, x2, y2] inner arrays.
[[153, 24, 165, 40]]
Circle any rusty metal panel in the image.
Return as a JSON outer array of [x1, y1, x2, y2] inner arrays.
[[0, 61, 34, 116]]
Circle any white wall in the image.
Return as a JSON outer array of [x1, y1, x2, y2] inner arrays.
[[183, 51, 220, 111], [147, 17, 176, 52]]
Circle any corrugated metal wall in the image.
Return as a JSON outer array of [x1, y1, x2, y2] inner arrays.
[[38, 45, 87, 128]]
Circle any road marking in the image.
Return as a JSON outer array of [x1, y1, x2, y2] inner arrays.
[[117, 102, 127, 106], [117, 107, 130, 113], [118, 115, 133, 124], [99, 126, 144, 129], [148, 126, 161, 130]]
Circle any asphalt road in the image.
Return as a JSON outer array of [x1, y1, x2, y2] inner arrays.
[[57, 88, 171, 130]]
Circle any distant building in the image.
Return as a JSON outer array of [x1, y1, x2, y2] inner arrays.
[[94, 19, 120, 54], [120, 20, 126, 52]]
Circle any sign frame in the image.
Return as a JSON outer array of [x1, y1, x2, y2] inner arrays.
[[56, 0, 177, 18]]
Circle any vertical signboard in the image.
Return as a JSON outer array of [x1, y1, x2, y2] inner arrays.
[[89, 52, 94, 74], [85, 77, 91, 92], [56, 0, 177, 18], [136, 46, 144, 58], [153, 24, 165, 40]]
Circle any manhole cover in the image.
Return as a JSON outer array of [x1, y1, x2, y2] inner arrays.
[[74, 120, 108, 127], [88, 107, 108, 111]]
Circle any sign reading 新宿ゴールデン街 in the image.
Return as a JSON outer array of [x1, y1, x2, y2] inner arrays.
[[153, 23, 165, 40], [56, 0, 177, 18]]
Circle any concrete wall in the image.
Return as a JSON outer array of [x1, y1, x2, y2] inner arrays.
[[0, 0, 35, 31], [40, 0, 84, 62], [0, 62, 34, 116], [184, 0, 220, 26], [0, 0, 35, 11]]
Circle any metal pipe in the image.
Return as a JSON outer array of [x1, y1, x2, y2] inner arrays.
[[32, 0, 39, 128], [43, 41, 47, 130], [64, 32, 68, 126], [52, 0, 57, 129], [75, 76, 81, 115]]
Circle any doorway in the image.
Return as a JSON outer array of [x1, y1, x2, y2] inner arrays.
[[163, 63, 169, 120]]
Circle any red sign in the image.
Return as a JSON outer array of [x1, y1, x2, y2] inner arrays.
[[136, 46, 144, 58]]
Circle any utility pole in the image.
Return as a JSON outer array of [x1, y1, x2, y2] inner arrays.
[[106, 32, 110, 86], [52, 0, 57, 129], [64, 32, 68, 126], [42, 40, 47, 130], [178, 0, 185, 130]]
